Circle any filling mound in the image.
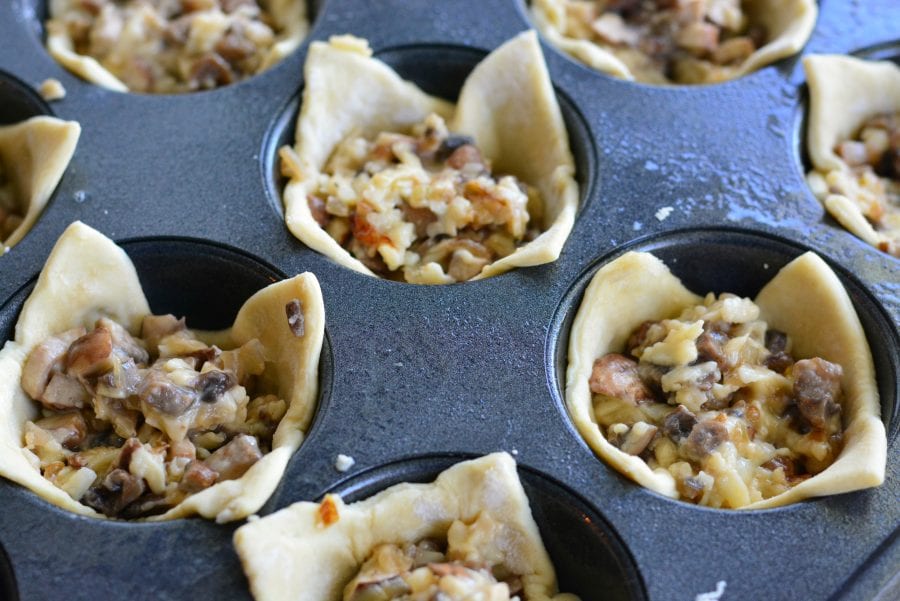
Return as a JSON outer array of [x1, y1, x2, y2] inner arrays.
[[21, 312, 294, 518], [291, 113, 541, 284], [343, 514, 524, 601], [590, 293, 843, 507], [810, 111, 900, 257], [557, 0, 766, 84], [48, 0, 286, 93]]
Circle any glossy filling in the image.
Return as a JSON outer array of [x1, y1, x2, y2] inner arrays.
[[343, 515, 525, 601], [286, 113, 541, 283], [48, 0, 284, 93], [557, 0, 766, 83], [590, 293, 843, 507], [21, 311, 297, 518], [809, 111, 900, 256]]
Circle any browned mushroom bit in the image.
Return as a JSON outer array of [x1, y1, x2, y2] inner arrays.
[[292, 113, 541, 284], [823, 112, 900, 256], [342, 515, 525, 601], [21, 313, 289, 518], [48, 0, 283, 93], [0, 160, 23, 244], [557, 0, 767, 84], [590, 293, 844, 507]]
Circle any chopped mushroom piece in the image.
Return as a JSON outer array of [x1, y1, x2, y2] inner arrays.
[[304, 113, 540, 283], [203, 434, 262, 481], [141, 314, 185, 354], [21, 310, 300, 518], [343, 518, 522, 601], [588, 293, 845, 507], [179, 460, 218, 493], [537, 0, 770, 84], [46, 0, 303, 93], [682, 420, 728, 461], [21, 328, 85, 399], [590, 353, 656, 404], [792, 358, 842, 430], [285, 299, 305, 337]]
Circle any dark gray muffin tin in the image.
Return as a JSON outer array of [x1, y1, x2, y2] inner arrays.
[[0, 1, 898, 599]]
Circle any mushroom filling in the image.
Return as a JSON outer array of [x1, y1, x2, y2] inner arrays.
[[343, 515, 525, 601], [288, 113, 541, 283], [0, 160, 22, 244], [21, 313, 289, 518], [808, 111, 900, 257], [590, 293, 843, 507], [557, 0, 766, 84], [48, 0, 284, 93]]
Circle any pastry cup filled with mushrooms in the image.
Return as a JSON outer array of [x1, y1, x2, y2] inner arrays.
[[0, 116, 80, 254], [280, 31, 578, 284], [566, 251, 885, 509], [0, 221, 324, 521], [804, 54, 900, 258], [45, 0, 308, 93], [530, 0, 817, 84], [234, 453, 579, 601]]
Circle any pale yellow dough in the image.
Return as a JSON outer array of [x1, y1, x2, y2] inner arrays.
[[0, 221, 325, 522], [46, 0, 308, 93], [0, 116, 80, 251], [531, 0, 817, 83], [566, 251, 885, 509], [804, 54, 900, 251], [234, 453, 579, 601], [283, 31, 578, 283]]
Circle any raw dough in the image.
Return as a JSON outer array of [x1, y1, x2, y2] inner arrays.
[[0, 116, 80, 252]]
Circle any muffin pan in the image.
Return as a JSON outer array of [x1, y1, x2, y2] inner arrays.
[[0, 0, 898, 600]]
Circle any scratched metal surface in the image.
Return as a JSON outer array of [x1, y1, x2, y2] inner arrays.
[[0, 1, 897, 600]]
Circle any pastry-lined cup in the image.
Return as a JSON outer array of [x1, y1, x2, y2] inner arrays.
[[565, 250, 886, 509], [324, 454, 646, 601], [282, 31, 578, 282], [44, 0, 309, 93], [529, 0, 817, 84], [804, 54, 900, 253], [0, 221, 325, 522], [234, 453, 582, 601], [0, 116, 80, 251]]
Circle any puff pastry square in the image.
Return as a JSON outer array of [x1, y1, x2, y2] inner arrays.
[[281, 32, 578, 283], [565, 251, 885, 509], [234, 453, 578, 601]]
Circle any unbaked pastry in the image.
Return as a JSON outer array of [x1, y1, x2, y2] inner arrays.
[[281, 32, 578, 283], [804, 54, 900, 257], [234, 453, 578, 601], [0, 116, 80, 253], [566, 251, 885, 509], [45, 0, 307, 93], [0, 221, 324, 521], [531, 0, 817, 84]]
